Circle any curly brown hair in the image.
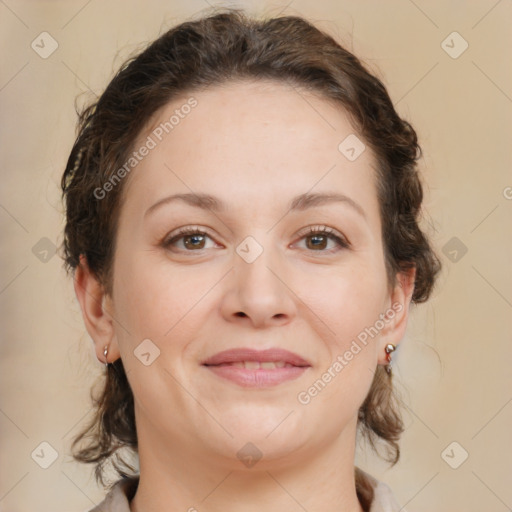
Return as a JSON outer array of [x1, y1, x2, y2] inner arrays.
[[60, 6, 441, 501]]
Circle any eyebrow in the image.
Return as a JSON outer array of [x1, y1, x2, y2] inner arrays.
[[144, 191, 366, 220]]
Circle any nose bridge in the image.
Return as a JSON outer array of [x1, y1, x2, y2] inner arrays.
[[237, 237, 278, 288], [224, 233, 296, 326], [236, 233, 283, 296]]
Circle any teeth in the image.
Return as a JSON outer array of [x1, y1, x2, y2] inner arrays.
[[225, 361, 291, 369]]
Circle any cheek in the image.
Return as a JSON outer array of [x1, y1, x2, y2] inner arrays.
[[295, 271, 384, 417], [297, 262, 388, 348], [112, 250, 228, 353]]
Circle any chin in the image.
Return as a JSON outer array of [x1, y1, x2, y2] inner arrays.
[[208, 432, 309, 472]]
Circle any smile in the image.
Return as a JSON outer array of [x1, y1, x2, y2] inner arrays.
[[202, 348, 311, 387]]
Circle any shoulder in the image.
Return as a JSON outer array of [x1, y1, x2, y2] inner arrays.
[[87, 471, 406, 512], [371, 479, 407, 512], [87, 477, 139, 512], [356, 467, 408, 512]]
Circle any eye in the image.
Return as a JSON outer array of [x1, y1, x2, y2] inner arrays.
[[162, 225, 350, 254], [295, 225, 350, 253], [163, 226, 218, 251]]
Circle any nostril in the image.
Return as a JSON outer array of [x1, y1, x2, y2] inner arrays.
[[235, 312, 247, 318]]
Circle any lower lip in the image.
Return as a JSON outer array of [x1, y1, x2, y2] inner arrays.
[[203, 364, 309, 388]]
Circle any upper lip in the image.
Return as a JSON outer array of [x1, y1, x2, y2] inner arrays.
[[202, 348, 311, 367]]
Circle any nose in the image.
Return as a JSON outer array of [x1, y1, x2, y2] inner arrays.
[[220, 243, 297, 329]]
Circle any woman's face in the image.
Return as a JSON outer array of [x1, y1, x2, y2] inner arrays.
[[96, 80, 412, 468]]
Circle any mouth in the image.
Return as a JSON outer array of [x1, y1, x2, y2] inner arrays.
[[201, 348, 311, 388]]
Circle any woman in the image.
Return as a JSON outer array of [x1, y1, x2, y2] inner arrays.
[[61, 8, 441, 512]]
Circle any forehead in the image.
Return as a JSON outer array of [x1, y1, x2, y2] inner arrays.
[[122, 79, 379, 220], [141, 79, 358, 159]]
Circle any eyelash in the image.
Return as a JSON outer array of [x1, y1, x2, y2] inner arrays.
[[299, 226, 350, 252], [162, 225, 350, 254]]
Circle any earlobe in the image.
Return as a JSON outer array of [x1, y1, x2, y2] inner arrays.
[[73, 255, 120, 364], [377, 266, 416, 365]]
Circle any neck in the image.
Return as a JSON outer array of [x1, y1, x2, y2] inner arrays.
[[129, 416, 365, 512]]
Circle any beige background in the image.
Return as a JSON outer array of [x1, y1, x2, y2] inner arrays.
[[1, 1, 511, 511]]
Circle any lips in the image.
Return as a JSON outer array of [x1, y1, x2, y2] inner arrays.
[[201, 348, 311, 388], [201, 348, 311, 367]]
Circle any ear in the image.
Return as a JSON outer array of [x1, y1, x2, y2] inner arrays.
[[73, 254, 121, 364], [377, 266, 416, 365]]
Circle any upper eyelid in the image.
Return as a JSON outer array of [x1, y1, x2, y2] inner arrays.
[[297, 225, 347, 239]]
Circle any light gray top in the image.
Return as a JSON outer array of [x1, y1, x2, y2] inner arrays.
[[88, 469, 407, 512]]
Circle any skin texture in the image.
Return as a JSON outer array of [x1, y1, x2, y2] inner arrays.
[[74, 80, 415, 512]]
